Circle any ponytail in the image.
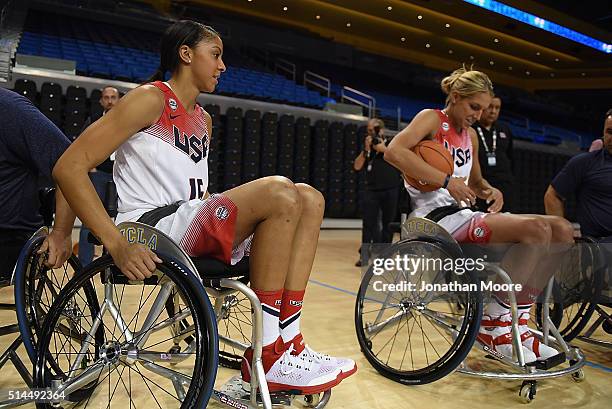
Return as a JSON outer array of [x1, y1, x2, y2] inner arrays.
[[144, 66, 165, 84]]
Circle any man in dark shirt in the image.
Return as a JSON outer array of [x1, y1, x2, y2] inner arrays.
[[353, 119, 402, 266], [472, 96, 516, 211], [544, 109, 612, 240], [0, 87, 76, 277], [77, 86, 119, 265]]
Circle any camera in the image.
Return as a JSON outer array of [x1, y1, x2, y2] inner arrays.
[[371, 125, 382, 145]]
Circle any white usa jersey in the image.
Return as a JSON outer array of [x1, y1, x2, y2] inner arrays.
[[114, 81, 210, 223], [406, 109, 473, 217]]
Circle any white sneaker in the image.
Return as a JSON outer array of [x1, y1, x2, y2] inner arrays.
[[518, 308, 559, 361], [286, 334, 357, 380], [477, 312, 537, 364], [241, 337, 342, 394]]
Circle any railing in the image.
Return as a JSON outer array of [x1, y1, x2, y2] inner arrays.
[[274, 58, 296, 82], [341, 86, 375, 118], [303, 70, 330, 97]]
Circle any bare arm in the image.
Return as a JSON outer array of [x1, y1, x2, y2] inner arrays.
[[384, 109, 445, 185], [544, 185, 565, 217], [39, 188, 77, 268], [53, 85, 164, 279], [384, 109, 476, 205]]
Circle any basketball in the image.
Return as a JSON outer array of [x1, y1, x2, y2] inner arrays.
[[404, 140, 454, 192]]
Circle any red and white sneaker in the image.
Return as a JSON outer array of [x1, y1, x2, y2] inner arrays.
[[241, 337, 342, 395], [476, 312, 537, 364], [285, 334, 357, 380], [518, 309, 559, 361]]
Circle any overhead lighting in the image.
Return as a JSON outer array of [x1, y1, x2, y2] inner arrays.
[[387, 6, 393, 11], [536, 51, 541, 56], [283, 6, 288, 11], [315, 15, 321, 19], [425, 43, 431, 48], [508, 66, 513, 70], [550, 73, 555, 77], [417, 15, 423, 19], [581, 72, 586, 76], [489, 60, 494, 65], [469, 55, 474, 60], [401, 37, 406, 42], [445, 23, 450, 28], [494, 38, 499, 43], [526, 71, 531, 75], [346, 22, 351, 27], [554, 58, 559, 62], [448, 49, 453, 54]]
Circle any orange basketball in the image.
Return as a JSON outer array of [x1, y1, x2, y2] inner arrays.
[[404, 140, 454, 192]]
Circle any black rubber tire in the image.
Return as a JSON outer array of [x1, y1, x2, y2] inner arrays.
[[34, 254, 218, 409], [355, 239, 482, 385]]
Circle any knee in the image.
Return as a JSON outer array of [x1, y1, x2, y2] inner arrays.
[[551, 217, 575, 243], [520, 217, 553, 244], [295, 184, 325, 219], [262, 176, 301, 215]]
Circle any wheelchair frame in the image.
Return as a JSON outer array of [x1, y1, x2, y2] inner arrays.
[[356, 217, 588, 403], [31, 221, 331, 409]]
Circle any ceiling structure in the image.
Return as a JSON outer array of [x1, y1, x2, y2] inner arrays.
[[177, 0, 612, 91]]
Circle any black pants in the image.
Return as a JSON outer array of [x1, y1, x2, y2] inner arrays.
[[0, 230, 33, 280], [362, 187, 399, 246]]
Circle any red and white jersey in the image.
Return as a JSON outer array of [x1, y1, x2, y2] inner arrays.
[[407, 109, 473, 217], [114, 81, 210, 223]]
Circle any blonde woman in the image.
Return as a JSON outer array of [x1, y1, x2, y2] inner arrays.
[[384, 67, 573, 364]]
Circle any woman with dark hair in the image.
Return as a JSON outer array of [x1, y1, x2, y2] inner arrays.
[[53, 20, 355, 394], [384, 66, 574, 364]]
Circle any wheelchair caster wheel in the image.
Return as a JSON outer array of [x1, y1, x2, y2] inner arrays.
[[571, 369, 585, 382], [519, 381, 536, 403], [300, 393, 321, 407], [603, 318, 612, 335]]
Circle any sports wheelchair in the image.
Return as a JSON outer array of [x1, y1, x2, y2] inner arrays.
[[355, 217, 587, 403], [0, 188, 93, 408], [536, 236, 611, 349], [31, 185, 332, 409]]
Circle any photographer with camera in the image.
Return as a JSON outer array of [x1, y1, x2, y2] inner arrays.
[[353, 118, 402, 266]]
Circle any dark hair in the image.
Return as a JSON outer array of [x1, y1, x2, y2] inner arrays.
[[606, 108, 612, 119], [146, 20, 220, 83]]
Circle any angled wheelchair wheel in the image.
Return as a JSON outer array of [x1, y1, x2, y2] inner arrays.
[[355, 239, 482, 385], [14, 232, 87, 365], [34, 254, 218, 409], [535, 239, 605, 341]]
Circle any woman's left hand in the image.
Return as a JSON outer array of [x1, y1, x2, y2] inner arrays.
[[38, 229, 73, 268], [483, 188, 504, 213]]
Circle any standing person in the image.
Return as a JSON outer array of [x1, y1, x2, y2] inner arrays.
[[353, 118, 401, 266], [77, 85, 120, 266], [544, 109, 612, 241], [52, 20, 355, 395], [384, 66, 574, 364], [0, 87, 76, 278], [472, 96, 516, 211]]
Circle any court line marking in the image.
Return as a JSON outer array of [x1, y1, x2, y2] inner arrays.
[[308, 278, 612, 374]]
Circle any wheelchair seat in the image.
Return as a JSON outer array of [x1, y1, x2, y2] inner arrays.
[[192, 256, 250, 279]]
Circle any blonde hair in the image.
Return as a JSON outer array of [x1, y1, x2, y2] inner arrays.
[[440, 65, 494, 106]]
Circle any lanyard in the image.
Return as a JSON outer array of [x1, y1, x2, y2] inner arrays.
[[476, 126, 496, 154]]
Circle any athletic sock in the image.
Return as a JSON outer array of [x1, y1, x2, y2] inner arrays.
[[279, 289, 305, 351], [253, 288, 283, 347]]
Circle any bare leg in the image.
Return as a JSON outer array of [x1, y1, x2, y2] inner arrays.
[[283, 184, 325, 291], [484, 213, 552, 302], [222, 176, 302, 290]]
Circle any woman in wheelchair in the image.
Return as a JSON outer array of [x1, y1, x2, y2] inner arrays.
[[52, 20, 355, 395], [384, 66, 575, 364]]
